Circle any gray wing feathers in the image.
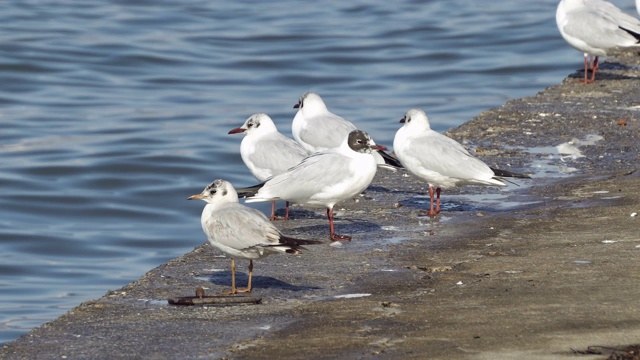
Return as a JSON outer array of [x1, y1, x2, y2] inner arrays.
[[253, 153, 353, 202], [299, 115, 356, 149], [585, 0, 640, 31], [247, 135, 309, 176], [411, 134, 494, 180], [205, 205, 281, 250], [565, 10, 635, 48], [564, 4, 640, 49]]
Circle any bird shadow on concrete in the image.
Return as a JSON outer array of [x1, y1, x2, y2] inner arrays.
[[287, 219, 385, 240], [397, 192, 539, 215], [206, 271, 322, 292], [273, 207, 325, 220], [366, 185, 421, 195], [398, 197, 471, 213]]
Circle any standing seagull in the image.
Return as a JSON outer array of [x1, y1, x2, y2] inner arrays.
[[187, 179, 322, 295], [244, 130, 384, 242], [556, 0, 640, 83], [292, 92, 357, 153], [292, 92, 402, 167], [229, 113, 310, 220], [393, 109, 530, 217]]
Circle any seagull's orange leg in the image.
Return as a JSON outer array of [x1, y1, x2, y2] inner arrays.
[[269, 201, 277, 221], [220, 258, 238, 295], [236, 260, 253, 293], [327, 208, 351, 241], [581, 54, 598, 84]]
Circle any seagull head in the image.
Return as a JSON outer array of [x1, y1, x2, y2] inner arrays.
[[399, 109, 432, 131], [187, 179, 239, 204], [346, 130, 387, 154], [293, 92, 328, 114], [228, 113, 277, 136]]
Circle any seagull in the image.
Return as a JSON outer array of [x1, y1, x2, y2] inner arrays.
[[292, 91, 403, 168], [187, 179, 322, 295], [393, 109, 530, 217], [228, 113, 310, 220], [556, 0, 640, 83], [243, 130, 384, 242]]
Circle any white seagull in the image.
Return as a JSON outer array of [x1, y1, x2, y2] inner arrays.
[[393, 109, 530, 217], [229, 113, 310, 220], [556, 0, 640, 83], [187, 179, 322, 295], [243, 130, 384, 242], [292, 92, 402, 168]]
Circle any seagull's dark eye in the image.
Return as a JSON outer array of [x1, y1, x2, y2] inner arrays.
[[406, 117, 411, 123], [247, 122, 253, 128], [209, 189, 217, 195]]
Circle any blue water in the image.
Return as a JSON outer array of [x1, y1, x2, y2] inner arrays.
[[0, 0, 635, 344]]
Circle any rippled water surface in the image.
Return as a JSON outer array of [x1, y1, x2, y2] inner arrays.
[[1, 0, 636, 343]]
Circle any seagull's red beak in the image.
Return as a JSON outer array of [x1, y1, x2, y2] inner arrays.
[[228, 127, 245, 134], [293, 101, 301, 109], [399, 117, 406, 123], [371, 144, 388, 151]]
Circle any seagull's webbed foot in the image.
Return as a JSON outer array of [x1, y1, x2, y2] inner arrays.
[[330, 233, 352, 242], [418, 210, 437, 218]]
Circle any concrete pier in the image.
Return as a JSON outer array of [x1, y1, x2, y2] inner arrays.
[[2, 54, 639, 359]]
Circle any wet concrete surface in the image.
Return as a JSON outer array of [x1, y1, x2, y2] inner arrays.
[[2, 55, 640, 359]]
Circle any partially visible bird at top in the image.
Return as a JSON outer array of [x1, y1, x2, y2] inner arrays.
[[229, 113, 310, 220], [556, 0, 640, 83], [187, 179, 322, 295], [393, 109, 530, 217]]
